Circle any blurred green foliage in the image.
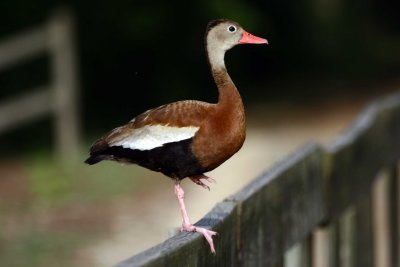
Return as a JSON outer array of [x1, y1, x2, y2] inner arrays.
[[27, 150, 143, 206], [1, 229, 83, 267], [0, 150, 146, 267]]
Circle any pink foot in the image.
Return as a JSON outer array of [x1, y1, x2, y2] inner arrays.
[[189, 174, 216, 191], [181, 223, 217, 254], [174, 183, 218, 253]]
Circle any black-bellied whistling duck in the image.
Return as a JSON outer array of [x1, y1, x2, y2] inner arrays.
[[85, 19, 268, 253]]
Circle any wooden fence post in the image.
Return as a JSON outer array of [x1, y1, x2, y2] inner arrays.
[[48, 8, 81, 161]]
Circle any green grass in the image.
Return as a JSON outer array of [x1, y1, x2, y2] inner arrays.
[[0, 230, 85, 267], [27, 150, 145, 207], [0, 149, 150, 267]]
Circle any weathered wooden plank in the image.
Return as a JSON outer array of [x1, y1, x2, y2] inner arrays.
[[336, 193, 374, 267], [0, 26, 47, 70], [230, 143, 325, 267], [324, 92, 400, 220], [388, 162, 399, 267], [354, 193, 374, 267], [114, 201, 238, 267], [0, 88, 52, 133], [339, 207, 356, 267]]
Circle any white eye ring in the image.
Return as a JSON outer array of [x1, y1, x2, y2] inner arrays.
[[227, 25, 237, 33]]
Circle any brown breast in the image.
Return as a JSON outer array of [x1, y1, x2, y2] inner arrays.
[[191, 80, 246, 171]]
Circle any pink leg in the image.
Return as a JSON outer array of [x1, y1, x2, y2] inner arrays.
[[174, 183, 217, 254], [189, 174, 216, 191]]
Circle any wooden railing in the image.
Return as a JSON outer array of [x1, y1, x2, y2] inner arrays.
[[0, 8, 80, 161], [115, 92, 400, 267]]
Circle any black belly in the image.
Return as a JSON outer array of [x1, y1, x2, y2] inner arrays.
[[85, 138, 205, 179]]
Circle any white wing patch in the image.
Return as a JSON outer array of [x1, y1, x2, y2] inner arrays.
[[110, 125, 199, 151]]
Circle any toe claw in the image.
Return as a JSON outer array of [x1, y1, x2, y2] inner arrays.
[[189, 175, 215, 191]]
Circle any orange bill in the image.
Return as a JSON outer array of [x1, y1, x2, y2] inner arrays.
[[239, 31, 268, 44]]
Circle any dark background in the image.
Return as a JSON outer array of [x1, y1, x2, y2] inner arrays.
[[1, 0, 399, 154]]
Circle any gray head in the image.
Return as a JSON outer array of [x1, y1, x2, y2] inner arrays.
[[205, 19, 268, 69]]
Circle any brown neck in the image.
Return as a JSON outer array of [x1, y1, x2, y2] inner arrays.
[[211, 68, 242, 108], [206, 41, 243, 109]]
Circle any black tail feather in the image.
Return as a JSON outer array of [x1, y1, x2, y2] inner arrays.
[[84, 155, 104, 165]]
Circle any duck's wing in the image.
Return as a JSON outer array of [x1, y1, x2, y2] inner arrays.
[[87, 100, 213, 157]]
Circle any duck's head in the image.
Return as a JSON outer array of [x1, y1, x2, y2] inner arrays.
[[205, 19, 268, 52], [205, 19, 268, 69]]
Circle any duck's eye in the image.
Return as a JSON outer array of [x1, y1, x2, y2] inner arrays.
[[228, 25, 237, 33]]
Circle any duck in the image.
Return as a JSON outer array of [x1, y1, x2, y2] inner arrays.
[[85, 19, 268, 254]]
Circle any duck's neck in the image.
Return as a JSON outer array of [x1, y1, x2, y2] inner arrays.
[[206, 44, 242, 107]]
